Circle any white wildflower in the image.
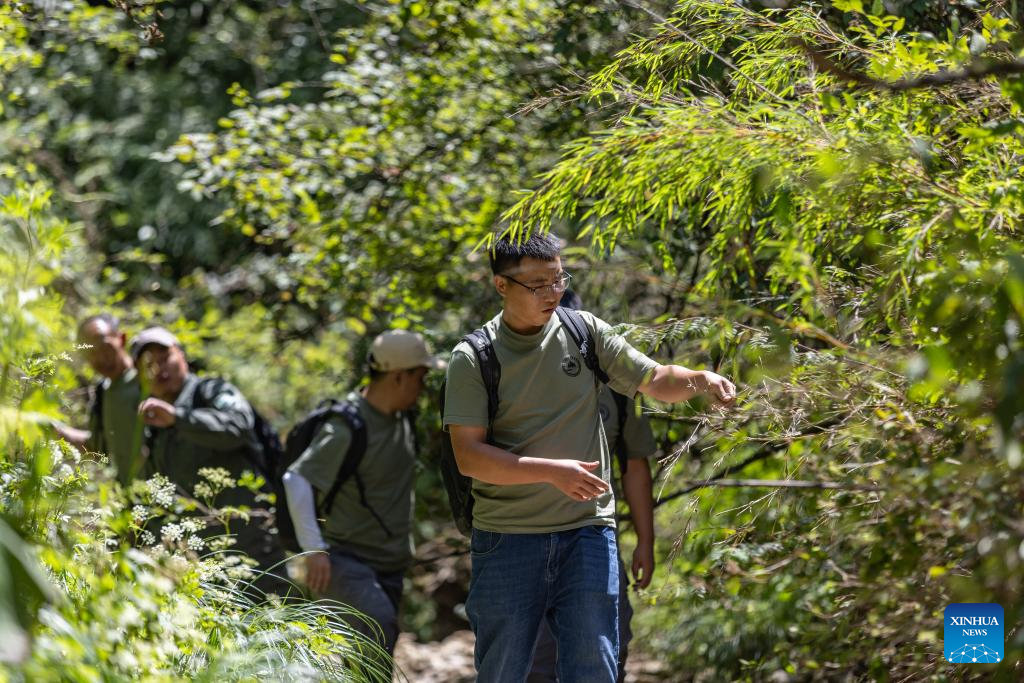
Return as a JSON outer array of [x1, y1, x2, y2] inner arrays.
[[147, 475, 176, 508], [160, 523, 183, 543], [111, 648, 139, 670], [57, 463, 75, 482], [197, 467, 235, 488], [118, 603, 142, 629], [169, 553, 189, 573], [181, 518, 206, 534]]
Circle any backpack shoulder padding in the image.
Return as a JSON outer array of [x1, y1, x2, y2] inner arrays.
[[463, 328, 500, 425], [555, 307, 610, 384], [438, 328, 501, 536]]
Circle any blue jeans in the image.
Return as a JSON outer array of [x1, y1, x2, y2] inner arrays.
[[466, 525, 620, 683], [527, 553, 633, 683]]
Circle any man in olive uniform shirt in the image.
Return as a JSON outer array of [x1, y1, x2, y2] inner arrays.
[[444, 233, 736, 682], [133, 326, 288, 597], [55, 314, 143, 485], [282, 330, 446, 661]]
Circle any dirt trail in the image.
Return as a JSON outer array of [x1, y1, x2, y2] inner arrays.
[[394, 630, 669, 682], [398, 535, 670, 681]]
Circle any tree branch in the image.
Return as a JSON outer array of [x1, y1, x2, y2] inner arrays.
[[794, 38, 1022, 92], [654, 417, 844, 508], [680, 478, 882, 491]]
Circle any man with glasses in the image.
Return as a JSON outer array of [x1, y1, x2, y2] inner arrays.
[[133, 327, 289, 598], [444, 232, 736, 682], [54, 314, 143, 486]]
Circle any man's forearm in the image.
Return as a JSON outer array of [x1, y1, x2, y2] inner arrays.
[[53, 422, 90, 451], [622, 459, 654, 544], [638, 365, 707, 403], [454, 439, 561, 486], [282, 471, 328, 552]]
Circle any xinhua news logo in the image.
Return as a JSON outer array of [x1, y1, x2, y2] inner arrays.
[[944, 603, 1004, 664]]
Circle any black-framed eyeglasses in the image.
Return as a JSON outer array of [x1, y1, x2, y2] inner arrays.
[[500, 271, 572, 298]]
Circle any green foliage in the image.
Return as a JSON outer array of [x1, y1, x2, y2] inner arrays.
[[0, 12, 392, 681], [507, 0, 1024, 677], [161, 0, 648, 338], [8, 0, 1024, 677], [0, 183, 393, 679]]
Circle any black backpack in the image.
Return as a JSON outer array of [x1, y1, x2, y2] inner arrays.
[[141, 377, 292, 541], [439, 306, 622, 536], [281, 398, 406, 551], [609, 389, 631, 476]]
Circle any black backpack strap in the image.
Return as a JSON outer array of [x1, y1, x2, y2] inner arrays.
[[610, 389, 630, 477], [437, 329, 498, 536], [193, 377, 273, 477], [90, 380, 106, 453], [318, 401, 394, 538], [462, 328, 500, 432], [556, 306, 609, 384]]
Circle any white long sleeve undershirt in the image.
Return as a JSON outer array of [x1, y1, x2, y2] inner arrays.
[[282, 470, 329, 552]]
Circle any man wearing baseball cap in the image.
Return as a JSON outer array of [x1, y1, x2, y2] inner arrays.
[[282, 329, 446, 663], [132, 326, 289, 597]]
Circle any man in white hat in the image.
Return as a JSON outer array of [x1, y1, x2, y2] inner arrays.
[[132, 326, 289, 597], [282, 329, 446, 661]]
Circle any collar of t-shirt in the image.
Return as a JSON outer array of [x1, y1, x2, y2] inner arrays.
[[348, 390, 402, 424], [497, 312, 558, 352]]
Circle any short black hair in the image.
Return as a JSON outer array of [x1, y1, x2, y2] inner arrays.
[[489, 232, 561, 276], [368, 364, 388, 382], [78, 313, 120, 337]]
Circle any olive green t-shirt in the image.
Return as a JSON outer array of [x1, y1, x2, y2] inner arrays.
[[288, 392, 416, 574], [599, 388, 657, 464], [86, 368, 143, 486], [443, 311, 659, 534]]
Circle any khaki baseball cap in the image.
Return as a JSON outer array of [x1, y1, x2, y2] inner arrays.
[[368, 330, 447, 372], [130, 326, 181, 359]]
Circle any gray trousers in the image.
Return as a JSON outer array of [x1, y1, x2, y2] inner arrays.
[[316, 548, 405, 658], [233, 521, 293, 599], [527, 554, 633, 683]]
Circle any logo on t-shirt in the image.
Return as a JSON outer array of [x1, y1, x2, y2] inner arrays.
[[944, 603, 1003, 664], [561, 355, 581, 377]]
